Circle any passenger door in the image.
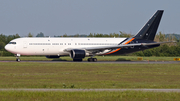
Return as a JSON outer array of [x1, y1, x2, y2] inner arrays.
[[23, 41, 28, 48]]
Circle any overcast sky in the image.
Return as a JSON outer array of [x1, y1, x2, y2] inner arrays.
[[0, 0, 179, 36]]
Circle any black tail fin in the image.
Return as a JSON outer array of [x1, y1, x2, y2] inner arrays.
[[133, 10, 164, 41]]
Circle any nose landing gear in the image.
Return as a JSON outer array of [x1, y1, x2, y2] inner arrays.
[[16, 54, 21, 62], [16, 58, 21, 62]]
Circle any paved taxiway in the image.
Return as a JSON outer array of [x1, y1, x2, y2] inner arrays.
[[0, 89, 180, 92], [0, 60, 180, 64]]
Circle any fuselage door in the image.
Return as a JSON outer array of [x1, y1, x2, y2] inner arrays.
[[23, 41, 28, 48]]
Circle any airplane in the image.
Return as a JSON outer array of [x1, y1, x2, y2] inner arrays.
[[5, 10, 170, 62]]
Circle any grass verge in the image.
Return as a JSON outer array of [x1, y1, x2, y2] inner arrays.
[[0, 91, 180, 101], [0, 62, 180, 88]]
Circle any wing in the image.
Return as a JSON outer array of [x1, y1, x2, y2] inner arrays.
[[64, 41, 175, 52], [64, 43, 140, 52]]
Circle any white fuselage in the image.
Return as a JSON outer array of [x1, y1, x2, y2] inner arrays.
[[5, 37, 126, 56]]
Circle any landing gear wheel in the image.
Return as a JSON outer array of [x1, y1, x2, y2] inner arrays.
[[16, 58, 21, 62], [88, 58, 97, 62], [88, 58, 93, 62], [15, 54, 21, 62], [93, 58, 97, 62]]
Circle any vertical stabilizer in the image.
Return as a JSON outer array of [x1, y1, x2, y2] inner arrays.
[[133, 10, 164, 41]]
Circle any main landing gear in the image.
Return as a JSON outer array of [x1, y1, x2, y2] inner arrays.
[[87, 55, 97, 62], [16, 54, 21, 62], [87, 58, 97, 62]]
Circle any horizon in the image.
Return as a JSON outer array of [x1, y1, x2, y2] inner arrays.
[[1, 32, 179, 38], [0, 0, 180, 36]]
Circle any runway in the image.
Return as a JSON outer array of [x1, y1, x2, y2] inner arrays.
[[0, 60, 180, 64], [0, 88, 180, 92]]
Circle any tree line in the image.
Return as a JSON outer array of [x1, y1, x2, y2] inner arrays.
[[133, 32, 180, 57], [0, 32, 180, 57]]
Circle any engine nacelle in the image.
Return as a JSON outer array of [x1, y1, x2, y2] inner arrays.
[[70, 49, 85, 59], [46, 55, 60, 58]]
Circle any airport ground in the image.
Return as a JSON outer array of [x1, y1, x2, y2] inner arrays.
[[0, 91, 180, 101], [0, 56, 180, 100], [0, 56, 179, 61]]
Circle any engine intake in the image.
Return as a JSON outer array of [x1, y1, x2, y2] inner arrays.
[[70, 49, 85, 59]]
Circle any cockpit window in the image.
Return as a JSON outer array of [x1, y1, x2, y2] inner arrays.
[[8, 42, 16, 44]]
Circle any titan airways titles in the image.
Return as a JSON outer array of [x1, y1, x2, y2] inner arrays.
[[5, 10, 171, 62]]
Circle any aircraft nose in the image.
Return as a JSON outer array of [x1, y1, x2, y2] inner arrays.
[[5, 44, 17, 54], [5, 45, 10, 51]]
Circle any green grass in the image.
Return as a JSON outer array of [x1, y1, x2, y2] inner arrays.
[[0, 56, 180, 61], [0, 91, 180, 101], [0, 61, 180, 100], [0, 62, 180, 88]]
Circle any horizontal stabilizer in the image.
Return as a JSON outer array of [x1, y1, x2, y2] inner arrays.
[[141, 41, 176, 46]]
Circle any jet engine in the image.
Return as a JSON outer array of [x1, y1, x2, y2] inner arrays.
[[70, 49, 85, 61]]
